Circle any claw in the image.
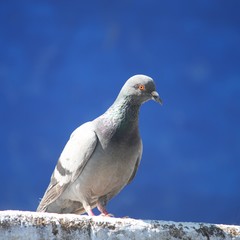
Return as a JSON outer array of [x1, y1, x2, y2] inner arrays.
[[99, 213, 114, 217]]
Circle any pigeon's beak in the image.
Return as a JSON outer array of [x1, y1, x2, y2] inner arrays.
[[151, 91, 163, 105]]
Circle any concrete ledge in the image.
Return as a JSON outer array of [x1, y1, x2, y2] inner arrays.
[[0, 210, 240, 240]]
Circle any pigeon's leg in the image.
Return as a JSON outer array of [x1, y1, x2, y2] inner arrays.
[[87, 209, 95, 216], [97, 196, 114, 217], [97, 202, 108, 216], [83, 202, 95, 216]]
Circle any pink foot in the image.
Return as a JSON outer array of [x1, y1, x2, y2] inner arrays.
[[87, 209, 95, 216], [100, 213, 114, 217], [97, 203, 114, 217]]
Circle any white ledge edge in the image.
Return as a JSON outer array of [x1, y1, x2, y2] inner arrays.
[[0, 210, 240, 240]]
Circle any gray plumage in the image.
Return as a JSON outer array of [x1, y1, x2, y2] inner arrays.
[[37, 74, 162, 216]]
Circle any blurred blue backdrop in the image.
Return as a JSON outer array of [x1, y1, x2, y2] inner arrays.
[[0, 1, 240, 225]]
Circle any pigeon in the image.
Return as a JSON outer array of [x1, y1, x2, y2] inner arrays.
[[37, 74, 162, 216]]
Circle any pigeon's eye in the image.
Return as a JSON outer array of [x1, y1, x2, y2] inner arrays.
[[138, 84, 145, 91]]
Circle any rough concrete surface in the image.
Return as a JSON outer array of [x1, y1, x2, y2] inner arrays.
[[0, 210, 240, 240]]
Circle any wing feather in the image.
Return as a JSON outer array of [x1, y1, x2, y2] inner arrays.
[[37, 122, 98, 212]]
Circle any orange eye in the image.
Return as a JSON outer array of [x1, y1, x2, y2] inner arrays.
[[138, 84, 145, 91]]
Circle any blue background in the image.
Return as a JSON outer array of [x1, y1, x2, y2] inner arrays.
[[1, 1, 240, 225]]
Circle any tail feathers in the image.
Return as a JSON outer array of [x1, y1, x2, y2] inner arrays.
[[36, 198, 48, 212], [36, 197, 98, 215]]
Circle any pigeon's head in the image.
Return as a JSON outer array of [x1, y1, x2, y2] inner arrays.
[[120, 74, 163, 105]]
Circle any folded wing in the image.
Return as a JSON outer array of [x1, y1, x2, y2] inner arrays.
[[37, 122, 98, 212]]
